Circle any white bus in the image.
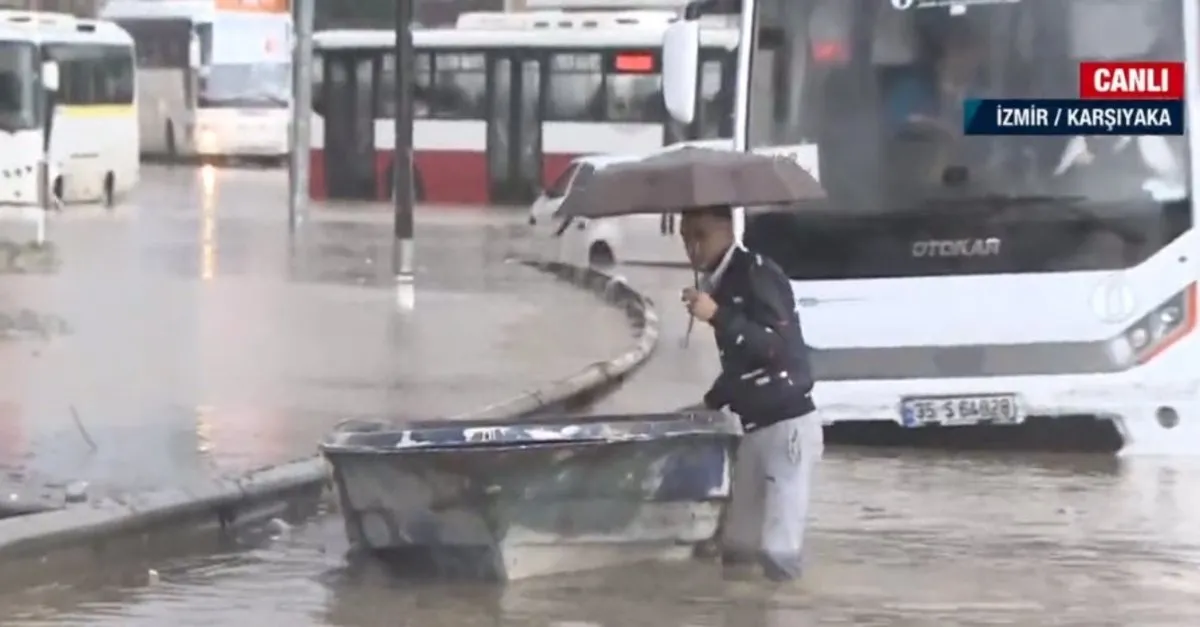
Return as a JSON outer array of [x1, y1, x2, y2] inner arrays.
[[309, 11, 738, 205], [101, 0, 291, 163], [661, 0, 1194, 455], [0, 10, 138, 211]]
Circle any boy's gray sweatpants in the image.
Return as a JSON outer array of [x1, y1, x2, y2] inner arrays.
[[721, 412, 824, 580]]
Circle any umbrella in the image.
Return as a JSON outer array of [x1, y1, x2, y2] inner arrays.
[[556, 146, 825, 219], [555, 146, 824, 349]]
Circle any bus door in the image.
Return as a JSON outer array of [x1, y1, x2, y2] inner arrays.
[[485, 52, 544, 205], [320, 50, 378, 200]]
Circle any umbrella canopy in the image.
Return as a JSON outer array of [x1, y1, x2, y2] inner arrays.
[[556, 146, 825, 219]]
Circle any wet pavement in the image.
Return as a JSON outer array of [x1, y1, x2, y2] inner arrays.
[[583, 266, 721, 416], [0, 165, 633, 496], [5, 199, 1200, 625]]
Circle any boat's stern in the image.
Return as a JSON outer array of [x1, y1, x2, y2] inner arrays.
[[319, 411, 741, 580]]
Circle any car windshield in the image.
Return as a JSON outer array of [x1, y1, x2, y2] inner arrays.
[[0, 41, 37, 132], [199, 62, 290, 108], [744, 0, 1190, 279]]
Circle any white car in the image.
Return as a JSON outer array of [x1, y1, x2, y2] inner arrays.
[[528, 154, 635, 228], [528, 153, 692, 268]]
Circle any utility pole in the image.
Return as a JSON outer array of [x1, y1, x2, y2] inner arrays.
[[393, 0, 416, 308], [287, 0, 315, 232]]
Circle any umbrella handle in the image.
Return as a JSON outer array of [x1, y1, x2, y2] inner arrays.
[[680, 268, 700, 348]]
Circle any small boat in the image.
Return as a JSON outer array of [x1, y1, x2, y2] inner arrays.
[[320, 410, 740, 581]]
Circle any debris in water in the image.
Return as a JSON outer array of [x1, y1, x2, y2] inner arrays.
[[146, 568, 160, 585]]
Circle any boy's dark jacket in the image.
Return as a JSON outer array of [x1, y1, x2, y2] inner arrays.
[[702, 246, 815, 431]]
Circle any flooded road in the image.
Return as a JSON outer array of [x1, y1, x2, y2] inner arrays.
[[0, 166, 632, 496], [4, 177, 1200, 625], [4, 453, 1199, 625]]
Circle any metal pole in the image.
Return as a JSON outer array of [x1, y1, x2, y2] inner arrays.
[[730, 0, 756, 243], [392, 0, 416, 292], [288, 0, 315, 231]]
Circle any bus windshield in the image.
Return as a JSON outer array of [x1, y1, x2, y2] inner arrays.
[[199, 62, 290, 108], [0, 41, 37, 132], [745, 0, 1191, 279]]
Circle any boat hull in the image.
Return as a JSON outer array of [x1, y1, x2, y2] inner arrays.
[[322, 412, 740, 580]]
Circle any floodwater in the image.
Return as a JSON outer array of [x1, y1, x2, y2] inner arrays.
[[3, 452, 1200, 626], [3, 170, 1200, 624]]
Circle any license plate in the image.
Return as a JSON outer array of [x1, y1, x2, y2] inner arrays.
[[900, 394, 1024, 427]]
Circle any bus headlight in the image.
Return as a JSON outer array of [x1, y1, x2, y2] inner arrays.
[[195, 126, 217, 151], [1106, 284, 1195, 366]]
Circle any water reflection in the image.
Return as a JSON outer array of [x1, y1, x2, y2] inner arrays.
[[199, 166, 218, 282]]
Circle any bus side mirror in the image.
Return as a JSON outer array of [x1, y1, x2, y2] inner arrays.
[[661, 20, 699, 125], [41, 61, 59, 92], [188, 38, 201, 69]]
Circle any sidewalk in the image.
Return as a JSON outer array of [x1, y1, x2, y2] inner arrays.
[[0, 169, 634, 496]]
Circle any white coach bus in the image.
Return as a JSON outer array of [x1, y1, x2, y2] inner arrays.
[[101, 0, 291, 163], [0, 10, 137, 210], [661, 0, 1193, 455]]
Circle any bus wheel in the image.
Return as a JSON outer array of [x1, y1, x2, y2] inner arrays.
[[588, 241, 615, 269], [165, 123, 177, 161], [102, 173, 115, 209]]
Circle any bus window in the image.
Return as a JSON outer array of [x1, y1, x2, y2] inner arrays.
[[427, 51, 484, 119], [1070, 1, 1164, 60], [100, 47, 135, 104], [604, 51, 661, 123], [666, 57, 730, 142], [547, 52, 602, 121], [195, 22, 213, 66], [312, 51, 323, 114], [377, 51, 393, 117], [415, 52, 431, 117], [697, 58, 731, 137], [0, 42, 36, 131], [744, 0, 1189, 282], [377, 51, 432, 119], [119, 19, 191, 69]]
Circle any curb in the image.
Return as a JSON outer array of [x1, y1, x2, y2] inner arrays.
[[0, 261, 659, 584], [451, 260, 659, 420]]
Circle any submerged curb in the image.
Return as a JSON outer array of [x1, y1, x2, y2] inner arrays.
[[0, 261, 659, 582]]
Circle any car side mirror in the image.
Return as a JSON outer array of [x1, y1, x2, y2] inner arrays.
[[661, 20, 699, 125]]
